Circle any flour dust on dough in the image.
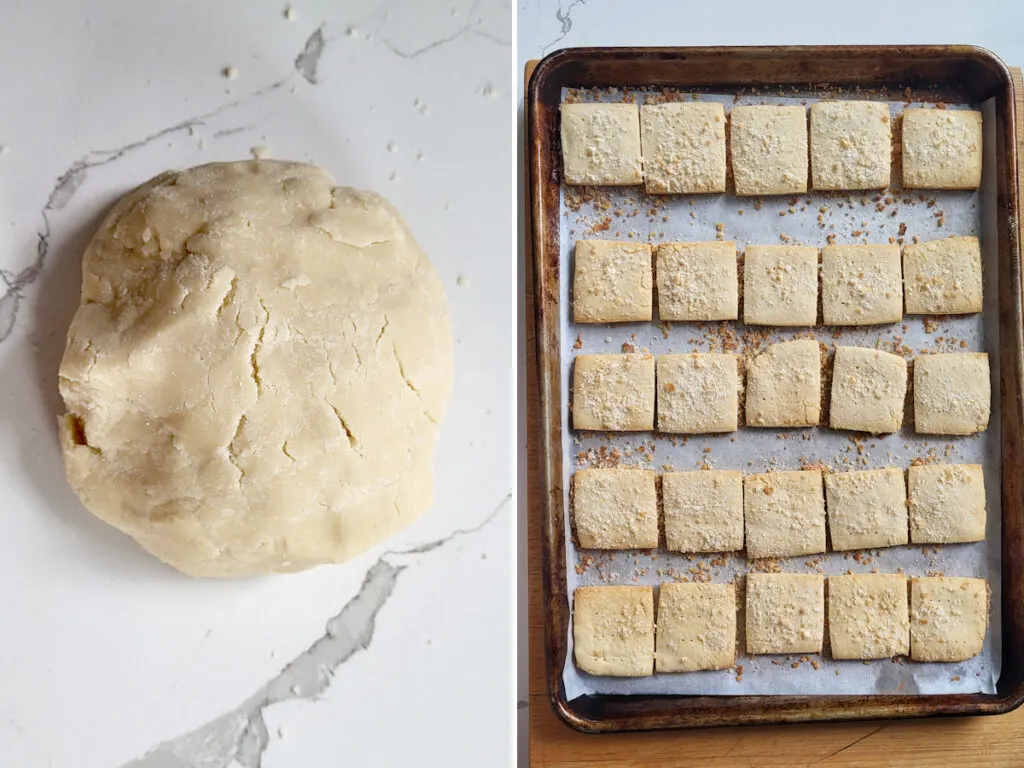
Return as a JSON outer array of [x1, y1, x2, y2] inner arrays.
[[58, 160, 453, 577]]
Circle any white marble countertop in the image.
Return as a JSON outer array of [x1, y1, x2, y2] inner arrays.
[[0, 1, 513, 765], [516, 0, 1024, 757]]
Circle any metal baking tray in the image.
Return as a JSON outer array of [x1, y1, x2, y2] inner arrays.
[[527, 45, 1024, 732]]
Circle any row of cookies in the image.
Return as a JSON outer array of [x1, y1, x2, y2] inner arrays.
[[573, 574, 989, 676], [574, 464, 985, 556], [573, 347, 991, 435], [561, 100, 982, 194], [574, 237, 982, 325]]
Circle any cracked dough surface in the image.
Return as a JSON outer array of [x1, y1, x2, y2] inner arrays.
[[58, 160, 453, 577]]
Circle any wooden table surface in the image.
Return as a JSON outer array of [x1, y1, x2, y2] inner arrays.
[[524, 62, 1024, 766]]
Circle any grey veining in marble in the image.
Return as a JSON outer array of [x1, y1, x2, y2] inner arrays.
[[121, 494, 510, 768]]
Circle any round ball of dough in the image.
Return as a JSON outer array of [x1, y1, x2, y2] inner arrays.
[[58, 161, 452, 577]]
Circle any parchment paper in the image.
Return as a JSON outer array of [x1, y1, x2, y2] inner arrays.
[[558, 89, 1002, 699]]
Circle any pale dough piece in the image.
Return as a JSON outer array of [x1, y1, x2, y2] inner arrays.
[[744, 470, 826, 559], [745, 340, 821, 427], [913, 353, 991, 435], [662, 470, 743, 553], [825, 468, 908, 551], [561, 103, 643, 186], [730, 105, 808, 196], [58, 161, 453, 578], [573, 240, 653, 323], [829, 346, 907, 434], [828, 574, 910, 659], [911, 577, 988, 662], [742, 245, 818, 326], [573, 586, 655, 676], [656, 241, 738, 321], [821, 244, 902, 326], [656, 583, 737, 672], [902, 109, 983, 190], [903, 237, 983, 315], [656, 353, 738, 434], [573, 353, 656, 431], [746, 573, 824, 655], [810, 101, 892, 190], [908, 464, 986, 544], [640, 102, 726, 194], [572, 468, 659, 549]]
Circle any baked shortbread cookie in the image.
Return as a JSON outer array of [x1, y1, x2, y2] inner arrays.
[[829, 573, 910, 659], [662, 470, 743, 553], [573, 468, 659, 549], [829, 346, 907, 434], [573, 354, 656, 432], [745, 340, 822, 428], [640, 102, 726, 194], [746, 572, 825, 655], [573, 586, 655, 675], [656, 353, 739, 434], [910, 577, 988, 662], [903, 237, 983, 315], [810, 100, 892, 190], [913, 353, 990, 435], [573, 240, 653, 323], [730, 105, 808, 196], [908, 463, 986, 545], [825, 468, 908, 551], [656, 582, 737, 672], [743, 245, 818, 327], [744, 470, 826, 559], [656, 241, 738, 321], [902, 108, 983, 190], [821, 244, 902, 326], [561, 102, 643, 186]]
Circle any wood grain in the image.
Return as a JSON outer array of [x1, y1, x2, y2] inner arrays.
[[525, 62, 1024, 766]]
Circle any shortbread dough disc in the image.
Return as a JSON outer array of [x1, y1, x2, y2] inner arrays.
[[58, 161, 453, 577]]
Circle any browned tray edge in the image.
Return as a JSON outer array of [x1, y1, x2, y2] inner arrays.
[[527, 45, 1024, 733]]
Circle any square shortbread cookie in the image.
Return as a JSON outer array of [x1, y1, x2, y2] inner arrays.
[[744, 470, 826, 559], [902, 109, 983, 190], [573, 586, 655, 676], [908, 464, 986, 545], [903, 237, 983, 315], [825, 468, 909, 551], [913, 353, 991, 435], [573, 468, 659, 550], [656, 583, 737, 672], [821, 244, 903, 326], [742, 245, 819, 326], [656, 353, 739, 434], [810, 100, 892, 190], [640, 102, 726, 194], [573, 240, 653, 323], [829, 346, 908, 434], [911, 577, 988, 662], [730, 105, 809, 196], [829, 574, 910, 659], [561, 103, 643, 186], [745, 340, 822, 428], [656, 241, 738, 321], [746, 573, 825, 655], [573, 353, 656, 432], [662, 470, 744, 553]]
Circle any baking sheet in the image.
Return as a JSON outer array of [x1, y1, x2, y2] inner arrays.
[[559, 89, 1003, 699]]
